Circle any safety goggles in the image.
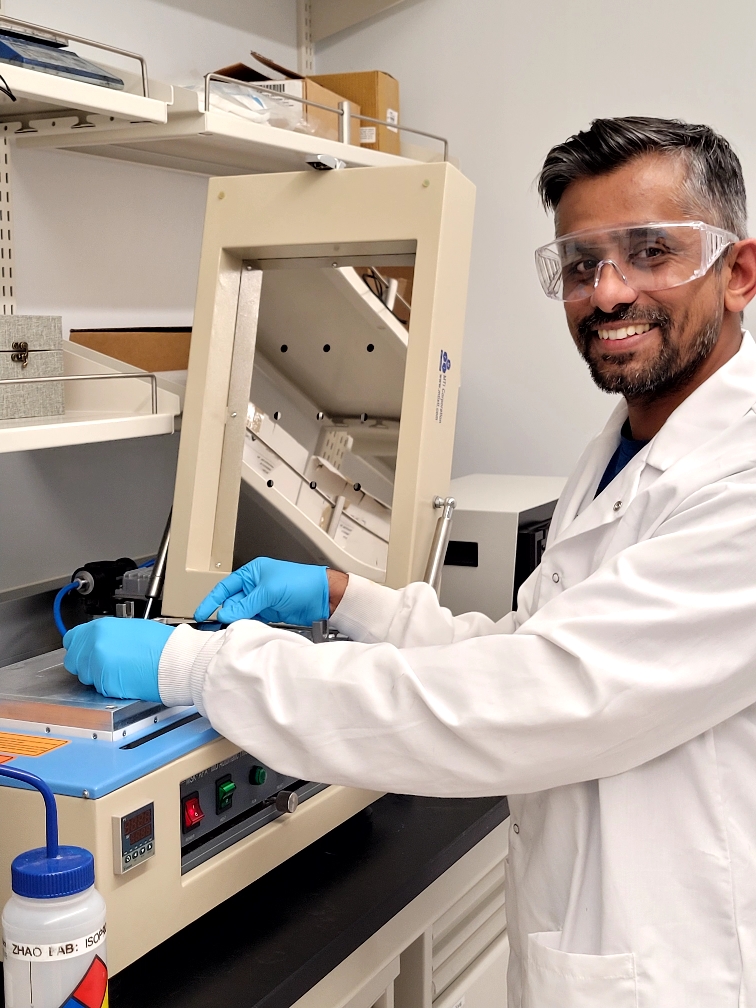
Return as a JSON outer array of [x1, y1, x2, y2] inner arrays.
[[535, 221, 738, 302]]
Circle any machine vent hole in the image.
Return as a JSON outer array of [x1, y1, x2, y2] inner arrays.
[[444, 541, 479, 567]]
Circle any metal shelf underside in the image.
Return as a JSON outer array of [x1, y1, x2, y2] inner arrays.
[[13, 105, 422, 176]]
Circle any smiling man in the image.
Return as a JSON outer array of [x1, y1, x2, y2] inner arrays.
[[65, 117, 756, 1007], [537, 122, 750, 453]]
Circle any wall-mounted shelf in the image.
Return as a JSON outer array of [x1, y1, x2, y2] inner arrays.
[[0, 62, 169, 127], [0, 15, 169, 126], [9, 82, 422, 175], [309, 0, 409, 43], [0, 342, 180, 453]]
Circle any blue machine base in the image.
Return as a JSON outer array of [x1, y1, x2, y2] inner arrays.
[[0, 713, 219, 799]]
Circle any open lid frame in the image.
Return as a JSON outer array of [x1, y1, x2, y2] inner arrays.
[[163, 162, 476, 617]]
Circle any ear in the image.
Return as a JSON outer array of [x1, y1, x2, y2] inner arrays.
[[724, 239, 756, 313]]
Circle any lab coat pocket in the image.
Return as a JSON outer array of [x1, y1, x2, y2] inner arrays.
[[525, 931, 637, 1008]]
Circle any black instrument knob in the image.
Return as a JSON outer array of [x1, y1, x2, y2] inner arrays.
[[274, 790, 298, 814]]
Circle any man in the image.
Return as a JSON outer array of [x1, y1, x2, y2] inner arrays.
[[65, 117, 756, 1006]]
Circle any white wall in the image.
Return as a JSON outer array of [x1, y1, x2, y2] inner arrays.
[[0, 0, 299, 597], [5, 0, 755, 592], [7, 0, 298, 331], [316, 0, 756, 478]]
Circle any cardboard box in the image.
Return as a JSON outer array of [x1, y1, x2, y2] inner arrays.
[[310, 71, 400, 155], [255, 78, 358, 143], [69, 328, 191, 372], [215, 57, 360, 144]]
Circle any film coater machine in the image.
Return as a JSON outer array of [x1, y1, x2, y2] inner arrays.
[[0, 162, 475, 973]]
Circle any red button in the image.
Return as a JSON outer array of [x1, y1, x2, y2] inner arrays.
[[183, 795, 204, 830]]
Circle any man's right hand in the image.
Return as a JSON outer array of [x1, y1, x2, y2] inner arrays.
[[194, 557, 347, 626]]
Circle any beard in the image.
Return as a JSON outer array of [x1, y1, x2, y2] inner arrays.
[[575, 304, 722, 401]]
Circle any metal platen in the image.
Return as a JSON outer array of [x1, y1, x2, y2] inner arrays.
[[0, 649, 187, 740]]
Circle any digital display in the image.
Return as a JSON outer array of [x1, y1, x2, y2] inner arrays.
[[115, 802, 156, 872], [127, 823, 152, 846], [123, 806, 153, 847]]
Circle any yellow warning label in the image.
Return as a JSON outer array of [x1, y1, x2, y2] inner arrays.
[[0, 731, 69, 758]]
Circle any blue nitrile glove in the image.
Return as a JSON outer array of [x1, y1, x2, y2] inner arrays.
[[63, 618, 174, 701], [194, 557, 329, 626]]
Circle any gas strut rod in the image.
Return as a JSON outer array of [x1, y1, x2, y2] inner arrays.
[[143, 509, 171, 620]]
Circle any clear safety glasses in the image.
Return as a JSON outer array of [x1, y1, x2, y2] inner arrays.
[[535, 221, 739, 302]]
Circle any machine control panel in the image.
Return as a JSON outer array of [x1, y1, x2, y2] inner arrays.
[[112, 802, 155, 874], [179, 751, 326, 874]]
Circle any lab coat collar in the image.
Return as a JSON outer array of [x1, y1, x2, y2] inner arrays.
[[551, 330, 756, 544], [645, 330, 756, 472]]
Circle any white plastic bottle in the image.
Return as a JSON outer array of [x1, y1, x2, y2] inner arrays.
[[1, 768, 107, 1008]]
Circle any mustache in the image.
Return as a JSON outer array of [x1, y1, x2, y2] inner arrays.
[[576, 306, 672, 343]]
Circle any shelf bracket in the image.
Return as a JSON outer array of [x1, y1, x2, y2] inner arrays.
[[297, 0, 315, 76]]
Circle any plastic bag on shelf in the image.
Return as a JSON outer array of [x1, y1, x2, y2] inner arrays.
[[188, 80, 305, 131], [251, 83, 316, 135]]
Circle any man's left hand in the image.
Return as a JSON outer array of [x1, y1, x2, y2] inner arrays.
[[63, 618, 175, 701]]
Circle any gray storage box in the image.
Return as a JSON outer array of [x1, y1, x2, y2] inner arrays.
[[0, 316, 64, 420]]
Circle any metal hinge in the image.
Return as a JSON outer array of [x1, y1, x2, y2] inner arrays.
[[10, 340, 27, 367]]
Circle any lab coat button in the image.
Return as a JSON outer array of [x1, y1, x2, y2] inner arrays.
[[613, 500, 622, 511], [513, 823, 520, 834], [551, 572, 560, 583]]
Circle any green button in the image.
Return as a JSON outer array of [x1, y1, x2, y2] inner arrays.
[[251, 766, 267, 786], [218, 780, 236, 800]]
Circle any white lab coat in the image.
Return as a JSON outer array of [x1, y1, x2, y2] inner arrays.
[[161, 331, 756, 1008]]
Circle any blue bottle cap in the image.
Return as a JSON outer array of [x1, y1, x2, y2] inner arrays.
[[12, 845, 95, 899]]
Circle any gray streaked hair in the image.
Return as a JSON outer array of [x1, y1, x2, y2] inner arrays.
[[538, 116, 747, 239]]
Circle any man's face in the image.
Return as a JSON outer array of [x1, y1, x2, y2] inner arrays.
[[558, 154, 727, 400]]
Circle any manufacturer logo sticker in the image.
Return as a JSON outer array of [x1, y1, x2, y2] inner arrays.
[[435, 350, 452, 422]]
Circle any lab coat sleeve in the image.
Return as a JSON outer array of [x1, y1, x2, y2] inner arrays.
[[159, 478, 756, 797], [158, 571, 526, 707], [329, 572, 524, 645], [161, 566, 530, 704]]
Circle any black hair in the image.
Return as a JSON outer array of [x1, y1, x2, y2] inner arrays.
[[538, 116, 747, 238]]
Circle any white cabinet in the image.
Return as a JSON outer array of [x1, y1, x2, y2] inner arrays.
[[430, 853, 508, 1007], [293, 822, 509, 1008]]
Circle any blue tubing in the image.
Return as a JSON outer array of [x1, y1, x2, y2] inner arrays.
[[0, 766, 58, 858], [53, 581, 81, 638], [138, 559, 155, 568]]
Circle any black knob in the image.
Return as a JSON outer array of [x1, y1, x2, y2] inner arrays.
[[274, 790, 298, 814]]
